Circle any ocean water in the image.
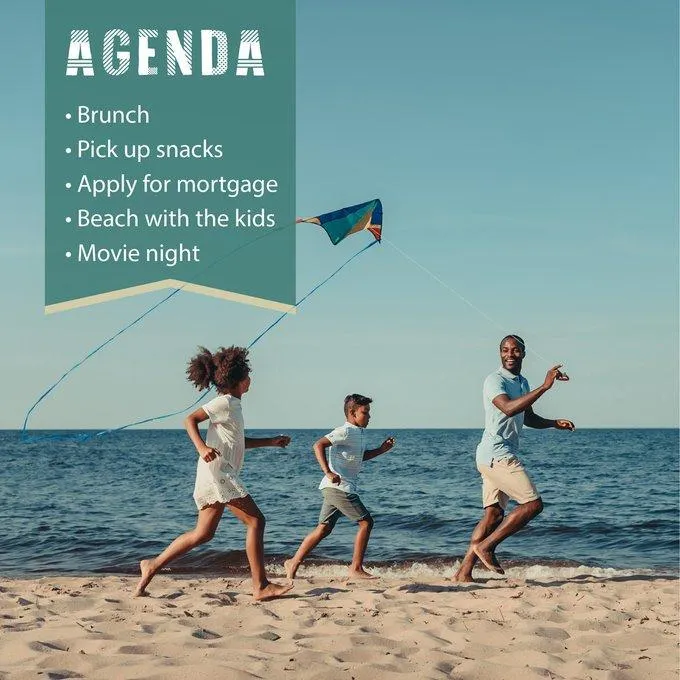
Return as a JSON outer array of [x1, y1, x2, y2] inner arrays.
[[1, 429, 677, 578]]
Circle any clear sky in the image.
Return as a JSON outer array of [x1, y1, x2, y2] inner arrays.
[[1, 1, 677, 430]]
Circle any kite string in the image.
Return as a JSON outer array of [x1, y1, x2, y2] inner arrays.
[[20, 221, 302, 440], [22, 239, 379, 443], [383, 238, 550, 364]]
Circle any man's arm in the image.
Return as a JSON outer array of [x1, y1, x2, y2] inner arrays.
[[524, 407, 575, 430], [363, 437, 395, 461], [492, 364, 567, 417], [523, 407, 555, 429]]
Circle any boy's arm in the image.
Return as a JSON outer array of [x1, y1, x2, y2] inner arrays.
[[184, 407, 219, 462], [314, 437, 340, 484], [363, 436, 395, 461], [245, 435, 291, 450]]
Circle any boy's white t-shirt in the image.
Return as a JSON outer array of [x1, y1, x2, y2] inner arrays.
[[318, 422, 367, 494], [202, 394, 245, 474]]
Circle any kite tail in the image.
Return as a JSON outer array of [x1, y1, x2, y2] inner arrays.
[[22, 239, 378, 442]]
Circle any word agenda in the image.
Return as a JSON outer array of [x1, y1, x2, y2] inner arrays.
[[66, 29, 266, 76]]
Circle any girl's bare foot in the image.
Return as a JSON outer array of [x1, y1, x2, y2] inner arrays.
[[253, 581, 294, 601], [472, 545, 505, 574], [134, 559, 156, 596], [347, 567, 377, 580], [284, 558, 298, 580]]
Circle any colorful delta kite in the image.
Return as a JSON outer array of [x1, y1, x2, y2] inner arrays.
[[297, 198, 383, 245]]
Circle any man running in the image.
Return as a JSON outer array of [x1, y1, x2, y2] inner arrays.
[[454, 335, 575, 582]]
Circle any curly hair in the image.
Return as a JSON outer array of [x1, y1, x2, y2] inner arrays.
[[186, 346, 251, 393], [343, 393, 372, 418]]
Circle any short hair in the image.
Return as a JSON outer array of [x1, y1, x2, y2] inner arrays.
[[344, 393, 372, 417], [499, 334, 526, 351]]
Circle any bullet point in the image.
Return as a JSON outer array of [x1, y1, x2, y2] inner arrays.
[[65, 182, 72, 189], [65, 216, 72, 223], [65, 113, 72, 120], [65, 251, 72, 258], [65, 147, 72, 154]]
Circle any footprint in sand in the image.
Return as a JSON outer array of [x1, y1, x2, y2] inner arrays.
[[533, 626, 571, 640], [191, 628, 222, 640], [118, 644, 156, 655], [160, 591, 186, 600], [28, 641, 70, 653]]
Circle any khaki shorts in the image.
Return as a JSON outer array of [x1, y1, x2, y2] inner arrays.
[[477, 456, 540, 509]]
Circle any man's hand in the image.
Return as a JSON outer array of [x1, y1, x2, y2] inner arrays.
[[380, 437, 396, 453], [543, 364, 569, 389], [325, 471, 341, 485], [198, 444, 220, 462], [555, 419, 575, 431], [272, 435, 291, 448]]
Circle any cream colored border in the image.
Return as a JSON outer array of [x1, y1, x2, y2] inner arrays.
[[45, 280, 297, 315]]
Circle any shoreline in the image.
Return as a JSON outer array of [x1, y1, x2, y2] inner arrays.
[[1, 572, 677, 679], [2, 560, 678, 580]]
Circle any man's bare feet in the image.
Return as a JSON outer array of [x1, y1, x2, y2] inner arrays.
[[472, 545, 505, 574], [451, 572, 475, 583], [134, 559, 156, 596], [253, 581, 294, 601], [347, 567, 377, 580], [284, 558, 298, 581]]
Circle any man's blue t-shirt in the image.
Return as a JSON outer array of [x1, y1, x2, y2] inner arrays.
[[476, 367, 530, 466]]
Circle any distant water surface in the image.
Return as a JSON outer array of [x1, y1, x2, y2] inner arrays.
[[1, 429, 677, 577]]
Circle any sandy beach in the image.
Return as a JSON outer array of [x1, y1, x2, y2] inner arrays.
[[0, 568, 677, 680]]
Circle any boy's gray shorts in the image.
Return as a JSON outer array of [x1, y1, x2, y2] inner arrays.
[[319, 487, 372, 528]]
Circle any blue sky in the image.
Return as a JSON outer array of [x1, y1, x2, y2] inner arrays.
[[1, 1, 677, 430]]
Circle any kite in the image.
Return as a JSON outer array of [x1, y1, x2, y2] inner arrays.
[[22, 200, 383, 441], [297, 198, 382, 245]]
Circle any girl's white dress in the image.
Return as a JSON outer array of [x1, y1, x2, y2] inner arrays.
[[193, 394, 249, 509]]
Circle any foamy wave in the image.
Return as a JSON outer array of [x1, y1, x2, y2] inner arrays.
[[268, 560, 673, 581]]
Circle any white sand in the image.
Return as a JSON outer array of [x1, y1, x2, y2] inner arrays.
[[0, 570, 677, 679]]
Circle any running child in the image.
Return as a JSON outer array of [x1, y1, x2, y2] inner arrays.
[[285, 394, 395, 580], [135, 346, 293, 601]]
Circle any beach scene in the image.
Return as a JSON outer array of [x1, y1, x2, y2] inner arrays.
[[2, 1, 678, 679]]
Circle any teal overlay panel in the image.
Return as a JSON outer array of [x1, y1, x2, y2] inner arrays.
[[45, 0, 295, 309]]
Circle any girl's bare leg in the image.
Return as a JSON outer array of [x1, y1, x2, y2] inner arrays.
[[135, 503, 224, 596], [226, 495, 293, 601]]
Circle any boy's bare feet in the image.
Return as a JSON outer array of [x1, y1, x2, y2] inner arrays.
[[253, 581, 294, 601], [134, 559, 156, 596], [472, 545, 505, 574], [284, 558, 298, 581], [347, 567, 377, 580]]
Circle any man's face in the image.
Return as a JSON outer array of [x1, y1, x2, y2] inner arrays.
[[500, 338, 525, 375], [349, 404, 371, 428]]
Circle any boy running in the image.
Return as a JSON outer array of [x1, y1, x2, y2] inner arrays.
[[285, 394, 394, 580]]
